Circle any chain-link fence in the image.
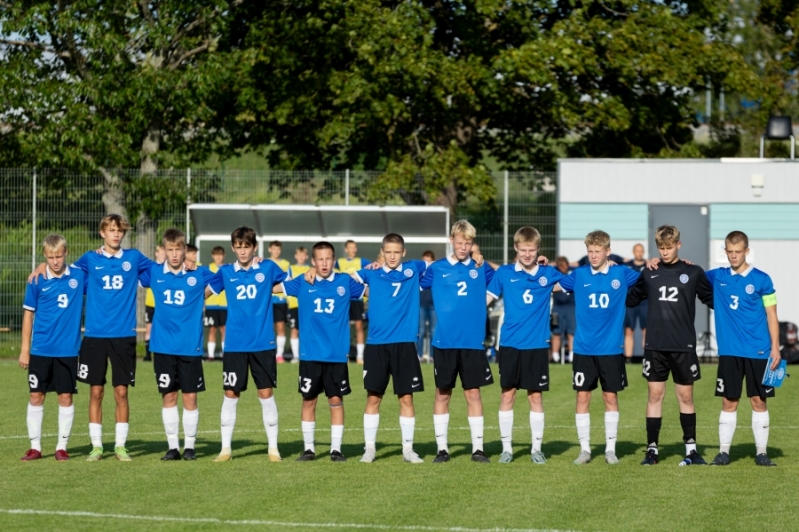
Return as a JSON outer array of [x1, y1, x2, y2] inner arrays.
[[0, 168, 556, 342]]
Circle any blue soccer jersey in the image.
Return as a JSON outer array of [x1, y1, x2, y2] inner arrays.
[[559, 264, 640, 355], [23, 266, 86, 357], [707, 266, 775, 359], [420, 256, 495, 350], [355, 260, 427, 344], [209, 261, 287, 352], [487, 263, 566, 350], [282, 273, 365, 363], [72, 248, 154, 338], [141, 263, 218, 356]]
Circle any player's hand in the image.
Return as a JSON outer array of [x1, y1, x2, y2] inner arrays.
[[365, 261, 382, 270], [607, 260, 617, 267], [27, 263, 47, 284], [19, 351, 30, 369], [304, 268, 317, 284], [473, 253, 484, 267], [252, 256, 263, 264], [770, 351, 782, 371], [537, 255, 549, 266], [646, 258, 661, 270]]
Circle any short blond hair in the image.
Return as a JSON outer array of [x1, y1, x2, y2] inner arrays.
[[162, 228, 186, 248], [42, 234, 67, 254], [514, 226, 541, 247], [584, 230, 610, 249], [655, 225, 680, 247], [450, 220, 476, 240], [725, 230, 749, 249], [99, 214, 131, 233]]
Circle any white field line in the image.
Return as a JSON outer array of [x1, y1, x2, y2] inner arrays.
[[0, 508, 588, 532]]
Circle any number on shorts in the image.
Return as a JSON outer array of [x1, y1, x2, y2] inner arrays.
[[78, 364, 89, 379], [716, 378, 725, 393], [658, 286, 679, 302], [456, 281, 467, 296], [573, 372, 585, 387], [522, 289, 533, 304], [57, 294, 68, 308], [642, 360, 651, 377], [729, 295, 739, 310], [236, 284, 257, 300], [163, 289, 185, 305], [28, 374, 39, 389], [223, 372, 237, 387], [158, 374, 171, 388], [300, 377, 312, 393], [391, 282, 401, 297], [102, 274, 124, 290], [313, 298, 334, 314], [588, 293, 609, 308]]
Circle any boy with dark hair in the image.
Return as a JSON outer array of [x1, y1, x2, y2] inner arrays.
[[268, 240, 291, 363], [287, 246, 311, 362], [337, 240, 371, 364], [205, 246, 227, 360]]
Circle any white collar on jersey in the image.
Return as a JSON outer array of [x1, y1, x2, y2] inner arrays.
[[162, 262, 186, 275], [446, 255, 472, 266], [45, 265, 71, 280], [316, 271, 336, 282], [515, 261, 539, 276], [233, 261, 260, 272], [382, 263, 404, 273], [730, 264, 754, 277], [590, 263, 610, 275], [101, 247, 124, 259]]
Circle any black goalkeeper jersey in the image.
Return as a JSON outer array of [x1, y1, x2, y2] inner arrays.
[[626, 260, 714, 353]]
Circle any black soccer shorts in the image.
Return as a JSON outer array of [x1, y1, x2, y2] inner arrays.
[[78, 336, 137, 387], [643, 350, 700, 385], [204, 309, 227, 327], [349, 300, 366, 321], [498, 346, 550, 391], [298, 361, 351, 399], [363, 342, 424, 395], [273, 303, 289, 324], [287, 308, 299, 330], [572, 354, 627, 392], [153, 354, 205, 394], [28, 355, 78, 395], [145, 306, 155, 324], [432, 347, 494, 390], [715, 356, 775, 399], [222, 350, 277, 393]]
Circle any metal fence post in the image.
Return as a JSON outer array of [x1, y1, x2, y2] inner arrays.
[[345, 169, 350, 206], [186, 168, 191, 242], [32, 168, 37, 271], [503, 170, 509, 265]]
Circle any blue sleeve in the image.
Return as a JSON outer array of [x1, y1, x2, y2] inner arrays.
[[486, 271, 502, 297], [624, 267, 641, 287], [706, 268, 718, 284], [209, 269, 224, 294], [201, 267, 217, 290], [420, 264, 434, 289], [484, 264, 495, 284], [139, 266, 152, 288], [549, 267, 567, 285], [271, 263, 288, 285], [72, 251, 90, 272], [412, 260, 429, 275], [355, 268, 369, 284], [349, 277, 366, 299], [761, 273, 775, 295], [559, 271, 576, 292], [23, 281, 38, 311], [283, 278, 300, 297], [361, 258, 372, 267], [137, 251, 156, 275]]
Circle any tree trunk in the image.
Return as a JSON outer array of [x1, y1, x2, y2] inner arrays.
[[99, 166, 132, 249], [435, 180, 459, 219], [138, 122, 161, 256]]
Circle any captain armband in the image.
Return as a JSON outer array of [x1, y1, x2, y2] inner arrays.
[[762, 293, 777, 307]]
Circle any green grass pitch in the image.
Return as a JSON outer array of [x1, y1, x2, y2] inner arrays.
[[0, 359, 796, 532]]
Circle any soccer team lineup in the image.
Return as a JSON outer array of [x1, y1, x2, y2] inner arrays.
[[19, 212, 782, 469]]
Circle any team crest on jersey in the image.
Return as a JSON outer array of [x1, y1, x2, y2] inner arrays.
[[69, 279, 78, 289], [404, 268, 413, 277], [337, 286, 346, 296], [679, 274, 689, 284], [122, 261, 131, 271], [469, 270, 478, 279], [187, 277, 197, 287], [255, 273, 265, 283], [611, 279, 621, 289], [539, 276, 548, 286], [746, 284, 755, 294]]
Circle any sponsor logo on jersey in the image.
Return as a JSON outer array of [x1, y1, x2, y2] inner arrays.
[[679, 274, 689, 284], [469, 270, 478, 279], [122, 261, 131, 271], [404, 268, 413, 277], [611, 279, 621, 289], [187, 277, 197, 287], [539, 276, 548, 286], [337, 286, 346, 296], [746, 284, 755, 294], [255, 273, 265, 283], [69, 279, 78, 289], [42, 286, 51, 291]]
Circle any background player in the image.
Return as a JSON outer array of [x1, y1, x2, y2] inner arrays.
[[268, 241, 290, 363], [185, 244, 199, 268], [209, 227, 288, 462], [417, 250, 437, 363], [421, 220, 494, 463], [337, 240, 371, 364], [144, 244, 165, 362], [19, 234, 85, 461], [623, 244, 648, 362], [204, 246, 227, 360], [487, 227, 566, 464], [281, 241, 366, 461], [350, 233, 427, 464], [707, 231, 780, 466], [287, 246, 311, 362], [627, 225, 714, 466], [550, 256, 575, 363], [558, 230, 640, 465], [140, 228, 219, 461]]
